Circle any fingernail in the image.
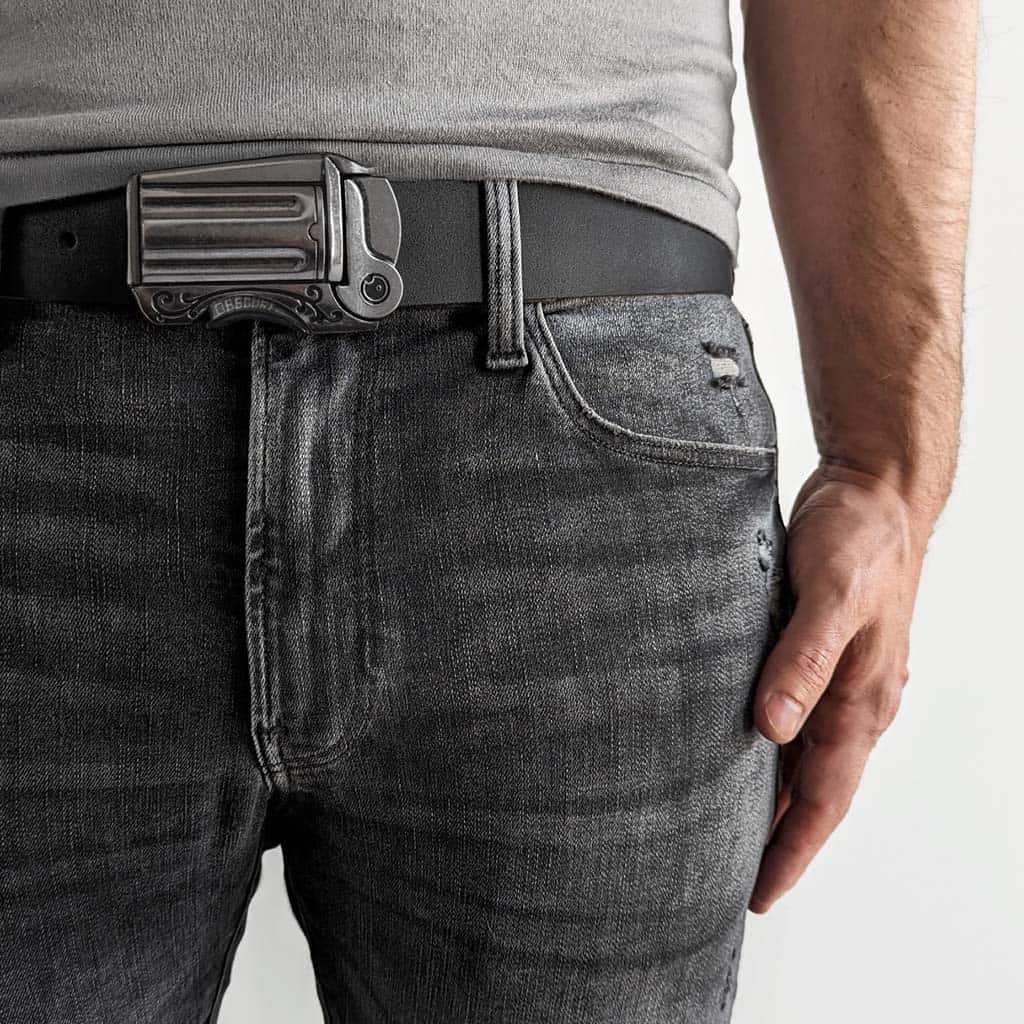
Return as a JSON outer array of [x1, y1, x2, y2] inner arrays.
[[765, 693, 803, 741]]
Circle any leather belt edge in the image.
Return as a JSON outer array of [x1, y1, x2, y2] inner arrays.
[[0, 180, 734, 311]]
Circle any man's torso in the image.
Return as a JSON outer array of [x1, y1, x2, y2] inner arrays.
[[0, 0, 742, 258]]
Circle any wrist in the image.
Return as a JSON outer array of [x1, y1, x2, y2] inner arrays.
[[809, 456, 949, 552]]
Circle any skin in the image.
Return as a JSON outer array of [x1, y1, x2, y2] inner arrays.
[[740, 0, 978, 912]]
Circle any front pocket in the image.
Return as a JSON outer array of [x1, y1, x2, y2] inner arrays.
[[525, 294, 778, 470]]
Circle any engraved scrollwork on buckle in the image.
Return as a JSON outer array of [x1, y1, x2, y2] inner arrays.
[[126, 154, 403, 333]]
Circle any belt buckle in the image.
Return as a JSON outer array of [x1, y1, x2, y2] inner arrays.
[[126, 153, 403, 333]]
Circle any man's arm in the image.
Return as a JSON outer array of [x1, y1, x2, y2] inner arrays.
[[740, 0, 978, 912]]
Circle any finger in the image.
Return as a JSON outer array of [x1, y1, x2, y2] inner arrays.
[[750, 658, 905, 911], [767, 737, 804, 835], [754, 591, 861, 744], [749, 730, 872, 913]]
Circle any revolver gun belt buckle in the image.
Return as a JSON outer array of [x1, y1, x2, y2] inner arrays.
[[126, 153, 403, 334]]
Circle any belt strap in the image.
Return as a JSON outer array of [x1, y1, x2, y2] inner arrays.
[[404, 182, 736, 303], [0, 180, 733, 309]]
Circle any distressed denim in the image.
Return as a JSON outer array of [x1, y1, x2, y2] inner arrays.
[[0, 195, 788, 1023]]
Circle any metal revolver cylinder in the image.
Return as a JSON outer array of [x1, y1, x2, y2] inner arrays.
[[126, 153, 403, 333]]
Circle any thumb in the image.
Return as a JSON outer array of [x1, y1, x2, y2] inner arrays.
[[755, 593, 857, 744]]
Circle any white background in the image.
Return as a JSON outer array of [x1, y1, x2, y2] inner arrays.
[[223, 2, 1023, 1019]]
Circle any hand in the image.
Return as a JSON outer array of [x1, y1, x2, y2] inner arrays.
[[749, 461, 933, 913]]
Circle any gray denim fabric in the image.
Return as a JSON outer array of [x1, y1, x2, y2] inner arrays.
[[0, 186, 788, 1024]]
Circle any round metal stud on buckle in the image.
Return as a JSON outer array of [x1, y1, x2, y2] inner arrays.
[[126, 153, 404, 333]]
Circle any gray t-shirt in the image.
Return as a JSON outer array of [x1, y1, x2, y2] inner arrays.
[[0, 0, 742, 262]]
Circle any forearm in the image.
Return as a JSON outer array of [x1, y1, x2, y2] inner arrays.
[[742, 0, 978, 527]]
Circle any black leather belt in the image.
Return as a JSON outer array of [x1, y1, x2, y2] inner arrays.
[[0, 153, 734, 334]]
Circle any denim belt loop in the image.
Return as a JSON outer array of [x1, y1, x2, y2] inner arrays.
[[481, 179, 528, 371]]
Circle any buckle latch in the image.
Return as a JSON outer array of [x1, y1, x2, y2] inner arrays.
[[126, 154, 403, 333]]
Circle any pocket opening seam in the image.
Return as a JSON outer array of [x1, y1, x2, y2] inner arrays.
[[529, 301, 777, 471]]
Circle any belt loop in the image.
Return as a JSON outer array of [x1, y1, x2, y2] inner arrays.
[[482, 180, 528, 371]]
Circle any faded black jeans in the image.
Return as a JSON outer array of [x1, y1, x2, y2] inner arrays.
[[0, 188, 788, 1024]]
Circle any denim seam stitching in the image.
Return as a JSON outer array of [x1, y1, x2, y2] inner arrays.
[[244, 324, 277, 788], [275, 335, 386, 777], [737, 309, 781, 452], [529, 303, 776, 470], [348, 333, 387, 770], [264, 348, 288, 772], [261, 341, 289, 780], [484, 180, 528, 369]]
